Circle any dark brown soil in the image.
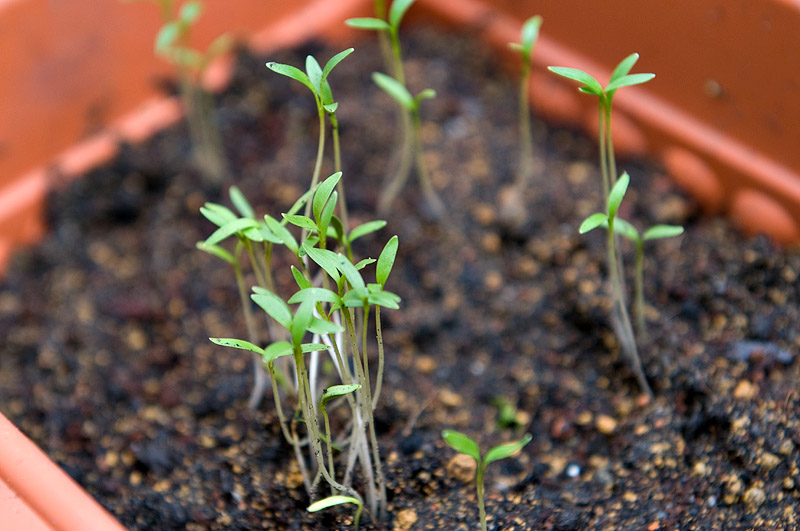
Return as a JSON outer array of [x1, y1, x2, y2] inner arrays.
[[2, 26, 799, 530]]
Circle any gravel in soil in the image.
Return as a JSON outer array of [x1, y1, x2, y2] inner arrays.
[[1, 26, 799, 530]]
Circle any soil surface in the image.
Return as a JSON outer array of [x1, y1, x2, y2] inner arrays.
[[2, 26, 800, 530]]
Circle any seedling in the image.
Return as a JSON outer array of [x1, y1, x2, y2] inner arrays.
[[347, 0, 443, 216], [144, 0, 232, 185], [509, 15, 543, 189], [202, 172, 401, 520], [442, 430, 532, 531], [266, 49, 354, 232], [548, 54, 654, 205], [580, 173, 651, 395], [371, 72, 445, 218], [613, 219, 684, 338], [308, 495, 363, 530]]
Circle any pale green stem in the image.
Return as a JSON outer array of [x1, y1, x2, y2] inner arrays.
[[516, 56, 534, 189], [411, 109, 445, 218]]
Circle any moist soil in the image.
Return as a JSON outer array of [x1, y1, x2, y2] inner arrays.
[[2, 26, 800, 531]]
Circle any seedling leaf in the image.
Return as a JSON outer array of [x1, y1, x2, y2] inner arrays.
[[263, 341, 293, 363], [372, 72, 414, 110], [354, 258, 376, 270], [251, 289, 292, 330], [304, 246, 341, 283], [291, 266, 312, 290], [322, 48, 354, 79], [349, 220, 387, 242], [376, 235, 398, 286], [283, 214, 318, 231], [313, 172, 342, 222], [264, 215, 299, 255], [521, 15, 543, 54], [613, 218, 640, 242], [287, 287, 340, 305], [610, 52, 639, 82], [605, 72, 655, 93], [389, 0, 416, 28], [484, 433, 532, 466], [337, 254, 366, 291], [643, 224, 684, 241], [209, 337, 266, 356], [306, 55, 324, 96], [200, 203, 237, 226], [229, 186, 255, 219], [321, 384, 361, 406], [266, 62, 314, 92], [195, 242, 235, 264], [204, 218, 259, 246], [607, 172, 630, 218], [307, 317, 344, 335], [442, 430, 480, 462], [345, 17, 390, 31], [307, 496, 363, 529], [548, 66, 603, 95], [301, 342, 331, 353], [579, 213, 608, 234]]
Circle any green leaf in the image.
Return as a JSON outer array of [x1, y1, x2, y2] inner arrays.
[[389, 0, 415, 28], [307, 316, 344, 335], [483, 433, 532, 466], [607, 172, 630, 219], [307, 495, 363, 529], [266, 62, 314, 92], [520, 15, 543, 54], [283, 214, 318, 231], [337, 254, 366, 291], [345, 17, 390, 31], [251, 288, 292, 330], [204, 218, 259, 246], [301, 342, 331, 353], [313, 172, 342, 224], [323, 102, 338, 114], [263, 341, 293, 363], [291, 266, 312, 290], [206, 33, 233, 61], [304, 246, 341, 284], [442, 430, 480, 462], [367, 289, 400, 309], [548, 66, 603, 96], [613, 218, 640, 242], [322, 48, 354, 80], [264, 215, 299, 255], [209, 337, 266, 356], [372, 72, 414, 110], [320, 384, 361, 406], [200, 203, 237, 227], [285, 188, 314, 218], [605, 72, 655, 93], [376, 235, 398, 286], [415, 88, 436, 103], [179, 1, 203, 23], [170, 48, 204, 70], [610, 52, 640, 83], [287, 287, 341, 306], [229, 186, 255, 219], [349, 220, 387, 243], [579, 213, 609, 234], [195, 241, 236, 264], [306, 55, 324, 97], [155, 22, 180, 55], [354, 258, 376, 270], [643, 224, 684, 241], [291, 299, 315, 347], [343, 287, 369, 308]]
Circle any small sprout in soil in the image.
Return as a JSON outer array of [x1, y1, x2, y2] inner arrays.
[[548, 53, 654, 205], [613, 219, 684, 338], [371, 71, 445, 218], [308, 495, 363, 530], [348, 0, 442, 217], [441, 430, 532, 531], [509, 15, 543, 189], [140, 0, 232, 185], [580, 172, 651, 396]]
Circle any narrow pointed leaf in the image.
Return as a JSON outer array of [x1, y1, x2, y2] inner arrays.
[[337, 254, 365, 291], [442, 430, 480, 462], [643, 224, 684, 241], [155, 23, 180, 55], [605, 72, 655, 93], [349, 220, 387, 243], [520, 15, 543, 54], [179, 0, 202, 22], [196, 242, 236, 264], [313, 172, 342, 222], [415, 88, 436, 103], [345, 17, 390, 31], [263, 341, 293, 363], [251, 289, 292, 330], [548, 66, 603, 95], [322, 48, 354, 79], [304, 246, 341, 283], [354, 258, 376, 270], [613, 218, 640, 242], [204, 218, 259, 246], [291, 266, 312, 290], [264, 215, 299, 255], [376, 235, 398, 286], [305, 55, 323, 96], [610, 52, 640, 83], [229, 186, 255, 219], [287, 287, 340, 306], [579, 213, 609, 234], [301, 342, 331, 353], [200, 203, 237, 227], [307, 318, 344, 335], [291, 299, 315, 347], [283, 214, 318, 231], [608, 172, 630, 218], [389, 0, 415, 28], [484, 433, 532, 466], [321, 384, 361, 406], [209, 337, 266, 356], [266, 62, 314, 92], [372, 72, 414, 109]]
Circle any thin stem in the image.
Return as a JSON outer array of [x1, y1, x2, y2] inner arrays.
[[268, 361, 311, 493], [605, 103, 618, 188], [634, 241, 646, 340], [516, 58, 534, 189], [371, 306, 385, 410], [411, 109, 445, 218], [302, 106, 327, 242], [477, 463, 487, 531], [330, 113, 349, 234], [597, 100, 610, 205]]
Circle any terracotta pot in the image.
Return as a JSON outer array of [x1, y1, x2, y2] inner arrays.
[[2, 0, 799, 524]]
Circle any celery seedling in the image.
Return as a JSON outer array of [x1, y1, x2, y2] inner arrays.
[[580, 173, 651, 395], [347, 0, 437, 216], [266, 49, 354, 232], [149, 0, 232, 185], [614, 219, 684, 338], [371, 72, 445, 218], [442, 430, 532, 531], [308, 495, 363, 530], [509, 15, 543, 189], [548, 54, 654, 205]]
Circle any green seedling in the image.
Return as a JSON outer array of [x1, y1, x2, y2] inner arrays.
[[371, 72, 445, 218], [347, 0, 441, 216], [548, 54, 654, 205], [145, 0, 232, 185], [580, 173, 651, 395], [441, 430, 532, 531], [308, 495, 363, 530], [204, 172, 401, 520], [614, 220, 684, 338], [509, 15, 543, 189], [266, 49, 354, 232]]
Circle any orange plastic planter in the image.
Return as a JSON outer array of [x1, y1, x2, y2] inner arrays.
[[2, 0, 800, 526]]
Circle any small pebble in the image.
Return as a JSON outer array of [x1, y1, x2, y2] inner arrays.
[[596, 415, 617, 435]]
